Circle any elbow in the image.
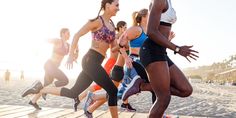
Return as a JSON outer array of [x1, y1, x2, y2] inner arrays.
[[147, 30, 156, 40], [72, 33, 80, 44]]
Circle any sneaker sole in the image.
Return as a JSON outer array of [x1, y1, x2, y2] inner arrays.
[[22, 80, 41, 97]]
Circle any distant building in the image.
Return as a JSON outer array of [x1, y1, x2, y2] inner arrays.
[[215, 68, 236, 83]]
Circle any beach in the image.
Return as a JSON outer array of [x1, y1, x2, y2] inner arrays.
[[0, 78, 235, 117]]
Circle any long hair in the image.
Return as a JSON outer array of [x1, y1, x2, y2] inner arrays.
[[90, 0, 114, 22], [132, 8, 148, 26]]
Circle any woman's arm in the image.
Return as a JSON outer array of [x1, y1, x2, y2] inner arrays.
[[67, 20, 99, 69], [147, 0, 177, 51], [113, 26, 140, 52], [148, 0, 198, 61]]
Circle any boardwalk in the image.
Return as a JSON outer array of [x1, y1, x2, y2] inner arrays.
[[0, 105, 210, 118]]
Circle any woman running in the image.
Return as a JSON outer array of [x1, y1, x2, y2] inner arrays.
[[22, 0, 120, 117], [137, 0, 198, 117], [22, 28, 74, 110]]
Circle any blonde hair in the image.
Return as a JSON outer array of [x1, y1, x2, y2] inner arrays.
[[132, 9, 148, 26]]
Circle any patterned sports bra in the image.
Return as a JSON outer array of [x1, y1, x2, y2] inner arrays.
[[92, 16, 116, 44]]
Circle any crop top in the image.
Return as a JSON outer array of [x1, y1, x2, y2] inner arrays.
[[129, 27, 148, 48], [92, 16, 116, 44]]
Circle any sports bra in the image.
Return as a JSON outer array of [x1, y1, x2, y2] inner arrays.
[[53, 39, 69, 56], [130, 27, 148, 48], [92, 16, 116, 44], [160, 0, 177, 24]]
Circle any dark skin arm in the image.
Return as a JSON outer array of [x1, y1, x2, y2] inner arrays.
[[148, 0, 198, 62]]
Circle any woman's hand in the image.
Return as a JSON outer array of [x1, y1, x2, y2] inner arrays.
[[125, 56, 133, 68], [168, 31, 175, 41], [73, 48, 79, 63], [66, 54, 74, 69], [178, 45, 199, 62]]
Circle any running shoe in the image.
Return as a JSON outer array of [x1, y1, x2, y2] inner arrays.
[[22, 80, 43, 97], [29, 101, 42, 110], [121, 103, 136, 112], [122, 76, 143, 101]]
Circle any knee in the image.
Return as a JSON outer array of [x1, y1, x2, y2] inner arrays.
[[182, 85, 193, 97], [61, 87, 73, 98], [56, 79, 69, 87], [108, 87, 118, 97], [63, 79, 69, 86], [107, 87, 118, 106]]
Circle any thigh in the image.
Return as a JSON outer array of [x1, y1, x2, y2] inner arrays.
[[52, 68, 68, 82], [132, 61, 149, 83], [44, 72, 54, 86], [86, 63, 116, 94], [169, 64, 192, 91], [146, 61, 170, 96]]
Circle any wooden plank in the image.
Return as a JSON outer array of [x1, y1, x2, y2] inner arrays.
[[118, 111, 135, 118], [92, 110, 108, 118], [57, 109, 84, 118], [17, 107, 62, 118], [0, 106, 33, 117], [96, 110, 115, 118], [132, 112, 148, 118], [0, 108, 35, 118], [0, 105, 11, 109], [38, 109, 74, 118], [0, 105, 209, 118], [0, 106, 24, 112]]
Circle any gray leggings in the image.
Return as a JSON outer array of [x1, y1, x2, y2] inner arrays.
[[44, 60, 69, 87]]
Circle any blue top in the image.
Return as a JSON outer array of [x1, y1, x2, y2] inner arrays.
[[129, 28, 148, 48]]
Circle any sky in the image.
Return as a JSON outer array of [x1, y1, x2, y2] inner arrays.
[[0, 0, 236, 78]]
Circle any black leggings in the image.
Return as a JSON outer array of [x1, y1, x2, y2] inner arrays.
[[44, 60, 69, 87], [61, 49, 118, 106]]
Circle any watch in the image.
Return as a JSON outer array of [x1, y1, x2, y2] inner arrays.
[[174, 46, 180, 54]]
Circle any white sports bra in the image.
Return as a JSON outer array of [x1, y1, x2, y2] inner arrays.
[[160, 0, 177, 24]]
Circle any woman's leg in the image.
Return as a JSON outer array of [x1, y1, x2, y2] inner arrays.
[[31, 68, 54, 103], [85, 63, 118, 118], [169, 64, 193, 97], [146, 61, 171, 118], [78, 85, 96, 101], [87, 80, 120, 113]]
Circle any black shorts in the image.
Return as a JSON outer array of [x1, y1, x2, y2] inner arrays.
[[111, 65, 124, 82], [140, 38, 174, 67]]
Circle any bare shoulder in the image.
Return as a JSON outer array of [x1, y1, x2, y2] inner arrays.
[[89, 18, 103, 32], [152, 0, 166, 10], [48, 38, 60, 44], [126, 26, 142, 40]]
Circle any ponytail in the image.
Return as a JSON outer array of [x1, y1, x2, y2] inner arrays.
[[90, 7, 103, 22], [132, 11, 138, 26]]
